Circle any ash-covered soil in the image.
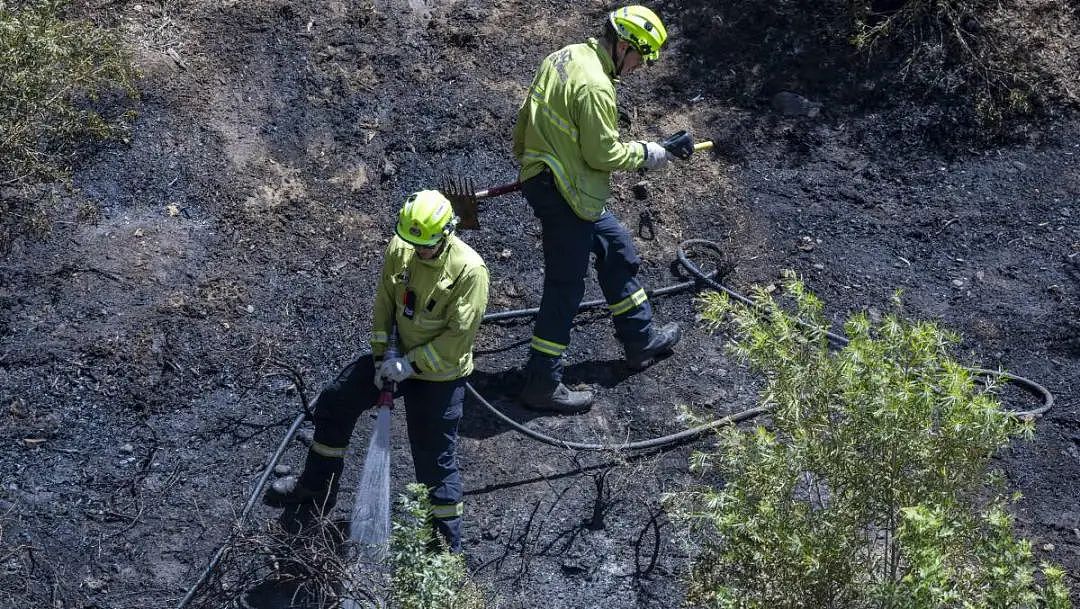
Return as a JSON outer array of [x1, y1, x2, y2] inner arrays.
[[0, 0, 1077, 607]]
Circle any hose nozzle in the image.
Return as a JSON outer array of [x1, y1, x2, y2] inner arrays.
[[374, 325, 400, 410]]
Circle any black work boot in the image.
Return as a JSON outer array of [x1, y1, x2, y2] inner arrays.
[[263, 475, 337, 509], [521, 382, 594, 414], [264, 452, 342, 534], [625, 322, 682, 370], [520, 353, 593, 414]]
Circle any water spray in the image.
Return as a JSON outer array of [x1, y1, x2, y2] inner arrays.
[[341, 327, 398, 607]]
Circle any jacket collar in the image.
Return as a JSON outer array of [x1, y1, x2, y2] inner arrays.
[[587, 37, 617, 82]]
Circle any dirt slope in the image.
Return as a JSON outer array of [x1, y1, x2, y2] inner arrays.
[[0, 0, 1077, 607]]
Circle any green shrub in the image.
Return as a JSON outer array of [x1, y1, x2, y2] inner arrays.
[[0, 0, 137, 185], [390, 484, 488, 609], [666, 275, 1071, 609], [847, 0, 1078, 124]]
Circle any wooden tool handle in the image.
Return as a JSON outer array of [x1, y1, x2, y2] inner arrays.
[[694, 141, 714, 151], [476, 181, 523, 199]]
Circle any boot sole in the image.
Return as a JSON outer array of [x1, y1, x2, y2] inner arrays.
[[520, 397, 593, 414], [627, 347, 675, 371]]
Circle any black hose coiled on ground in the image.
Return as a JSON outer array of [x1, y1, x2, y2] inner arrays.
[[674, 239, 1054, 420]]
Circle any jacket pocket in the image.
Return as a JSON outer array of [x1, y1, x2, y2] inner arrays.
[[415, 280, 453, 329]]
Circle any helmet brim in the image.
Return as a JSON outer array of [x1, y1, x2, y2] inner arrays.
[[396, 227, 443, 247]]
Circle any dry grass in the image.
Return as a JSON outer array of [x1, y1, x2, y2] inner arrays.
[[184, 514, 385, 609], [0, 0, 138, 186], [849, 0, 1079, 123]]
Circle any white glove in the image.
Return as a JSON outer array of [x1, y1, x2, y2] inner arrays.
[[641, 141, 670, 170], [379, 357, 414, 384], [373, 362, 385, 390]]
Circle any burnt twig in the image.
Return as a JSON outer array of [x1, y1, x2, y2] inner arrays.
[[213, 413, 298, 445], [633, 507, 663, 579], [267, 360, 314, 420], [49, 264, 124, 283], [934, 216, 959, 236]]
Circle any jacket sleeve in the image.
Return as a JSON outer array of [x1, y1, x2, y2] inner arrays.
[[576, 85, 645, 172], [370, 243, 397, 361], [405, 265, 489, 375]]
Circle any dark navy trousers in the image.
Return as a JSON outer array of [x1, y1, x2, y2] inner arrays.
[[522, 171, 653, 382], [310, 353, 464, 551]]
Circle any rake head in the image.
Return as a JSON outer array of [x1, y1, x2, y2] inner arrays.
[[440, 175, 481, 230]]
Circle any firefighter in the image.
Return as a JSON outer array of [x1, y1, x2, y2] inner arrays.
[[512, 5, 681, 413], [265, 190, 489, 553]]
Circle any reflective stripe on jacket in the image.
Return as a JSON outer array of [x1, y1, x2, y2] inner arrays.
[[371, 235, 489, 381], [512, 38, 645, 221]]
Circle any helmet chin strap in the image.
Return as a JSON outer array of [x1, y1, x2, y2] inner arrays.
[[429, 219, 457, 256]]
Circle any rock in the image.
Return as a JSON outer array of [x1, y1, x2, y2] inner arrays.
[[119, 443, 134, 455], [1012, 160, 1028, 172], [561, 559, 587, 575], [771, 91, 822, 118], [498, 248, 512, 260], [273, 464, 291, 476], [812, 263, 825, 270], [84, 576, 107, 592], [271, 476, 298, 495], [1042, 543, 1055, 552], [632, 180, 650, 200], [381, 159, 397, 181], [797, 236, 815, 251], [951, 279, 965, 288]]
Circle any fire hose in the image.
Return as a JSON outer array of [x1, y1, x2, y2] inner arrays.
[[176, 239, 1054, 609], [467, 239, 1052, 451]]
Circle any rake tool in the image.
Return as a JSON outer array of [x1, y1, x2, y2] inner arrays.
[[441, 177, 524, 230], [442, 132, 714, 229]]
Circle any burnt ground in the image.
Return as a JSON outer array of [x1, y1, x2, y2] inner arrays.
[[1, 0, 1078, 607]]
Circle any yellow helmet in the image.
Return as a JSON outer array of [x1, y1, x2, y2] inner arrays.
[[396, 190, 457, 247], [609, 5, 668, 62]]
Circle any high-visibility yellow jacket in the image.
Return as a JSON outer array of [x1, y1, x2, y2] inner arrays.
[[370, 234, 489, 381], [512, 38, 646, 222]]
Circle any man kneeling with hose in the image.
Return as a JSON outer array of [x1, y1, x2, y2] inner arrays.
[[264, 190, 489, 552]]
